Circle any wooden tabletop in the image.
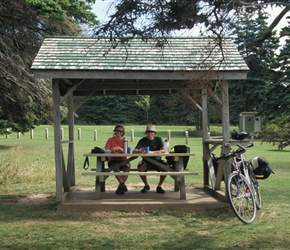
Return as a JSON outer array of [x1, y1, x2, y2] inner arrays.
[[84, 152, 194, 157]]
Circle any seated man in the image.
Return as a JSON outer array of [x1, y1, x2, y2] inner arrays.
[[133, 125, 168, 194]]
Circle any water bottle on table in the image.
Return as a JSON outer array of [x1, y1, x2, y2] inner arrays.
[[123, 137, 128, 154]]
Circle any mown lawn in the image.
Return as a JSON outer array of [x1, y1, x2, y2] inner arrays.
[[0, 125, 289, 250]]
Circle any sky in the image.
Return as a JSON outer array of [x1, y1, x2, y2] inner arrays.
[[92, 1, 289, 37], [93, 0, 115, 22]]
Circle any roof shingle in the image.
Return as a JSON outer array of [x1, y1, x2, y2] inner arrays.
[[31, 36, 249, 72]]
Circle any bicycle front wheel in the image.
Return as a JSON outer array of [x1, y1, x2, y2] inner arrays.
[[226, 172, 257, 224]]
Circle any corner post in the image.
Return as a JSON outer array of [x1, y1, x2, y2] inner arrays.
[[52, 79, 63, 202], [220, 80, 231, 191]]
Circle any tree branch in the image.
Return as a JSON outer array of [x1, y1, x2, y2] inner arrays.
[[246, 4, 290, 49]]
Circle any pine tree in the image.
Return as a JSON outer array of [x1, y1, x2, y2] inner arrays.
[[229, 10, 281, 124]]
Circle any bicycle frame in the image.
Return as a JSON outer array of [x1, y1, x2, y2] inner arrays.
[[232, 152, 251, 183]]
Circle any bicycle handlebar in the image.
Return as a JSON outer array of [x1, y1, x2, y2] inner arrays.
[[215, 142, 254, 161]]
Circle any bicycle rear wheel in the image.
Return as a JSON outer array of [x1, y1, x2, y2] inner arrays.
[[249, 168, 262, 210], [226, 172, 257, 224]]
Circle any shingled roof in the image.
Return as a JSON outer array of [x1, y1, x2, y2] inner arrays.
[[31, 36, 248, 96]]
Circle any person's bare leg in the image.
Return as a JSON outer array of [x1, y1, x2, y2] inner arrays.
[[156, 165, 168, 193], [138, 162, 150, 192], [122, 163, 130, 184]]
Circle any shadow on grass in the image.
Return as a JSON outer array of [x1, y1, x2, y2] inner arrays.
[[0, 195, 233, 223], [0, 194, 27, 203], [264, 148, 290, 152], [0, 145, 16, 150]]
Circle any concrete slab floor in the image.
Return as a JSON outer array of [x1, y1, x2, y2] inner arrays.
[[58, 184, 229, 212]]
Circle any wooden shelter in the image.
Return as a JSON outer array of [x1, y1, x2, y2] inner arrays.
[[31, 36, 249, 204]]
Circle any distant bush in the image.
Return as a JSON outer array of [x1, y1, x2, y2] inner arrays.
[[256, 122, 290, 150]]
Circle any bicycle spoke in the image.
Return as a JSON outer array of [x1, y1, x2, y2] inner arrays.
[[227, 172, 256, 224]]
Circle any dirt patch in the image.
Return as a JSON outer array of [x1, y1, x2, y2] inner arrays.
[[17, 194, 56, 205]]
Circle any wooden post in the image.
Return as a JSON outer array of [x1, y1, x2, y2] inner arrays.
[[131, 129, 134, 142], [45, 128, 49, 139], [167, 130, 171, 141], [52, 79, 63, 202], [17, 132, 20, 139], [61, 128, 64, 140], [94, 130, 97, 141], [202, 86, 211, 187], [30, 129, 34, 139], [67, 92, 75, 187], [185, 131, 188, 144], [218, 80, 231, 192], [78, 128, 81, 140]]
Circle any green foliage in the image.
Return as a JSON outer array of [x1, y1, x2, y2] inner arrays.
[[75, 95, 201, 126], [256, 116, 290, 144], [75, 95, 143, 125], [0, 0, 99, 135], [229, 11, 281, 124], [26, 0, 98, 25], [26, 0, 66, 20], [57, 0, 98, 26], [135, 95, 150, 124]]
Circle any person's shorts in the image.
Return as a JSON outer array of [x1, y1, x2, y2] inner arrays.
[[108, 160, 130, 170], [138, 158, 167, 171]]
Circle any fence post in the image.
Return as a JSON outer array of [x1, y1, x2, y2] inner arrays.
[[167, 130, 171, 141], [17, 132, 20, 139], [61, 128, 64, 140], [45, 128, 49, 139], [185, 131, 189, 144], [78, 128, 81, 140], [30, 129, 34, 139], [131, 129, 134, 142], [6, 129, 9, 139], [94, 130, 97, 141]]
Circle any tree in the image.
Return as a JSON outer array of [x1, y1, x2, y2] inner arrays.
[[0, 0, 98, 134], [135, 96, 150, 124], [94, 0, 289, 44], [228, 10, 281, 124], [75, 96, 144, 125], [257, 22, 290, 121]]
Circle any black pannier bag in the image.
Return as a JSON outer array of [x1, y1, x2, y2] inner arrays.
[[83, 147, 105, 170], [251, 156, 274, 179], [166, 145, 190, 170], [211, 154, 224, 181], [91, 147, 105, 154]]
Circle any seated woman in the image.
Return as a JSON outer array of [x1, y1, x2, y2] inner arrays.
[[104, 124, 130, 195]]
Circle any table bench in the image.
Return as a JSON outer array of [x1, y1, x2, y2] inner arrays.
[[82, 152, 197, 200]]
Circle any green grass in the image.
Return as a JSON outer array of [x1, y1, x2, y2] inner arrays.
[[0, 125, 290, 250]]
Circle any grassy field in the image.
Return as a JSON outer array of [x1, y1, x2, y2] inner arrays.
[[0, 125, 289, 249]]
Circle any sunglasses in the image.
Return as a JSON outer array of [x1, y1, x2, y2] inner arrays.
[[115, 130, 123, 133]]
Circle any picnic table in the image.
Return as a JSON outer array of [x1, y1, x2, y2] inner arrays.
[[82, 152, 196, 200]]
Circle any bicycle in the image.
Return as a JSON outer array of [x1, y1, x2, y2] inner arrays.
[[213, 143, 261, 224]]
